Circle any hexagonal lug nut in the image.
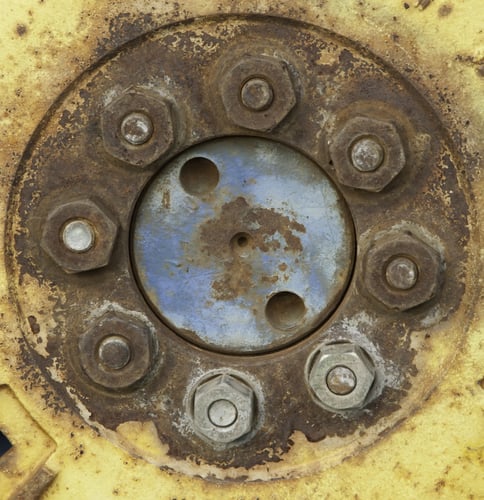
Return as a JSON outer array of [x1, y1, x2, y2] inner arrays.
[[41, 198, 118, 274], [221, 56, 297, 132], [362, 231, 443, 311], [101, 87, 176, 168], [308, 343, 376, 411], [79, 311, 155, 390], [192, 374, 255, 444], [329, 115, 406, 192]]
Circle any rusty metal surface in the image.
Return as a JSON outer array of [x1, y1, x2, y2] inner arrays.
[[0, 1, 482, 497], [4, 15, 473, 479]]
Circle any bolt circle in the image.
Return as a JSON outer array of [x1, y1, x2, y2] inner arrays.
[[120, 111, 154, 145], [208, 399, 238, 428], [98, 335, 131, 370], [326, 365, 357, 395], [350, 137, 384, 172], [62, 219, 95, 253], [240, 78, 274, 111], [385, 256, 419, 290]]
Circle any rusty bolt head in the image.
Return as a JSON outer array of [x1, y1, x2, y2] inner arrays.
[[308, 343, 376, 411], [330, 116, 406, 192], [41, 199, 118, 274], [79, 312, 154, 390], [221, 56, 297, 131], [363, 231, 443, 311], [101, 88, 175, 168], [192, 374, 255, 443]]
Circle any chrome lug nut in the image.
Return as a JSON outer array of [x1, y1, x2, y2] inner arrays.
[[308, 343, 376, 411], [192, 373, 255, 444]]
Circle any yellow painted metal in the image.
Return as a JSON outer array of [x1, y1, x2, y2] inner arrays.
[[0, 1, 482, 498]]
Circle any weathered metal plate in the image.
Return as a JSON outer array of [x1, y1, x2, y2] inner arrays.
[[0, 1, 482, 497], [133, 137, 354, 353]]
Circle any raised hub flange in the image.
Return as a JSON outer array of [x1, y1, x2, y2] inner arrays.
[[133, 137, 354, 353]]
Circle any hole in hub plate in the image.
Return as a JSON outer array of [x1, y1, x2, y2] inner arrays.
[[179, 157, 220, 196], [265, 292, 306, 331]]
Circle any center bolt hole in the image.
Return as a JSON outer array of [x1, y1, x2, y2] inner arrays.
[[179, 157, 220, 197], [230, 232, 253, 257], [208, 399, 238, 428], [265, 291, 306, 331]]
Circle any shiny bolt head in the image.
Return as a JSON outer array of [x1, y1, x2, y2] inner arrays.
[[240, 77, 274, 111], [101, 87, 175, 168], [326, 365, 357, 395], [221, 55, 296, 131], [41, 199, 118, 274], [120, 111, 154, 145], [62, 219, 95, 253], [363, 231, 443, 311], [79, 312, 154, 390], [350, 137, 384, 172], [330, 115, 406, 192], [192, 374, 255, 443], [308, 343, 376, 411]]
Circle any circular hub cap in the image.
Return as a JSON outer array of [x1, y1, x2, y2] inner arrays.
[[132, 137, 354, 353]]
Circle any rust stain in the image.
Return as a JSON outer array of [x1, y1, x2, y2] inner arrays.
[[200, 197, 305, 301], [162, 190, 170, 209], [16, 24, 27, 36], [438, 4, 453, 17], [27, 315, 40, 334], [200, 196, 306, 259]]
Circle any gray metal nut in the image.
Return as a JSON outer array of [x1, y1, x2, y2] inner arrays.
[[192, 374, 255, 443], [101, 87, 175, 168], [308, 343, 375, 411], [79, 311, 154, 390], [363, 231, 443, 311], [221, 55, 297, 131], [41, 198, 118, 273], [330, 116, 406, 192]]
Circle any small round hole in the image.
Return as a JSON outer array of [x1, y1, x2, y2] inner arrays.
[[179, 157, 219, 196], [237, 235, 248, 247], [230, 232, 252, 257], [265, 292, 306, 331]]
